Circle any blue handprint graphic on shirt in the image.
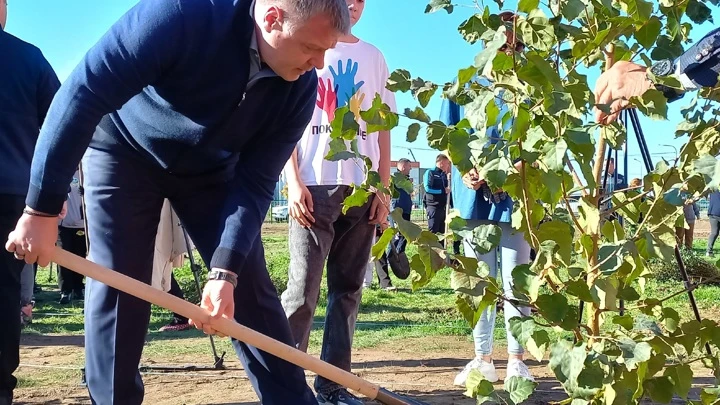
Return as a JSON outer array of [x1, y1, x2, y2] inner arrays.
[[329, 59, 364, 108]]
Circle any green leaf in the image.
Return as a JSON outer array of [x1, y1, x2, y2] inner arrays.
[[371, 228, 397, 261], [404, 107, 431, 124], [537, 220, 573, 264], [635, 16, 662, 49], [391, 172, 413, 196], [330, 106, 360, 141], [505, 376, 537, 404], [518, 0, 540, 12], [342, 187, 371, 215], [630, 89, 668, 120], [458, 13, 489, 45], [410, 78, 438, 108], [426, 120, 449, 150], [391, 209, 421, 242], [470, 224, 502, 255], [526, 52, 563, 90], [618, 339, 652, 371], [448, 130, 473, 173], [613, 314, 635, 331], [664, 364, 692, 399], [651, 35, 684, 61], [386, 69, 411, 92], [406, 123, 420, 142], [536, 293, 569, 323], [424, 0, 453, 14], [662, 307, 680, 333], [618, 285, 640, 301], [549, 341, 587, 395], [464, 369, 496, 398], [526, 329, 551, 362], [686, 0, 712, 24], [509, 316, 536, 347], [541, 139, 568, 173], [562, 0, 585, 20], [566, 279, 595, 303], [619, 0, 653, 20], [474, 30, 507, 69], [644, 376, 674, 403], [512, 265, 541, 301], [451, 270, 487, 296], [325, 138, 356, 162], [592, 276, 619, 310], [517, 9, 556, 52]]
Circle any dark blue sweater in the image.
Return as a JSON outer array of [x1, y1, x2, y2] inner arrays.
[[0, 27, 59, 196], [28, 0, 317, 273]]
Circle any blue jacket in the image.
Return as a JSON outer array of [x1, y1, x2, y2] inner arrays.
[[708, 192, 720, 217], [391, 174, 413, 215], [677, 27, 720, 89], [27, 0, 317, 273], [444, 78, 513, 223], [0, 27, 60, 196]]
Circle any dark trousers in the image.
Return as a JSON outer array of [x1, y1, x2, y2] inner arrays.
[[377, 211, 411, 288], [81, 148, 315, 405], [57, 226, 87, 294], [168, 273, 188, 324], [281, 185, 374, 395], [0, 194, 25, 401], [709, 215, 720, 254], [427, 203, 447, 234]]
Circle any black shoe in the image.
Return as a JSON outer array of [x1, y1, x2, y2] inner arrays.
[[72, 289, 84, 300], [59, 293, 71, 304], [317, 389, 363, 405]]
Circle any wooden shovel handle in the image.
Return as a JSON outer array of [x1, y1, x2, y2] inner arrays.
[[51, 247, 381, 400]]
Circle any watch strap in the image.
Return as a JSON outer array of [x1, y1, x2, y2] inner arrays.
[[208, 270, 238, 288]]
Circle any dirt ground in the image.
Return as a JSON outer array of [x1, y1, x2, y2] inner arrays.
[[13, 334, 717, 405]]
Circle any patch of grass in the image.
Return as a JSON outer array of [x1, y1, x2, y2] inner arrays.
[[26, 226, 720, 364]]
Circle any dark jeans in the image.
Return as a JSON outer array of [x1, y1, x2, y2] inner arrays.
[[168, 273, 188, 324], [57, 226, 87, 294], [0, 194, 26, 401], [709, 215, 720, 254], [427, 203, 447, 234], [281, 185, 374, 395], [81, 148, 315, 405]]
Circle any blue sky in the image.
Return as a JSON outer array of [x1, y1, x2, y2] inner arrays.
[[6, 1, 719, 180]]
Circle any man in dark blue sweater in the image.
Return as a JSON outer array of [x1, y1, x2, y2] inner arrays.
[[4, 0, 349, 404], [0, 2, 60, 403]]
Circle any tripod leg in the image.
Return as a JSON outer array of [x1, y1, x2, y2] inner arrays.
[[182, 227, 225, 367], [628, 109, 711, 355]]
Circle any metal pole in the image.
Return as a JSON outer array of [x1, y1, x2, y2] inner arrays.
[[628, 109, 711, 356]]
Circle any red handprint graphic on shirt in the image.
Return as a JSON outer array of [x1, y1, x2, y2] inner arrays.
[[317, 78, 338, 122]]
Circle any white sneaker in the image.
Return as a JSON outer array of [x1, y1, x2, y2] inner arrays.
[[454, 357, 498, 386], [505, 359, 534, 383]]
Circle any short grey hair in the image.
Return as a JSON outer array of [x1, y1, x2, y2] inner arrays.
[[273, 0, 351, 35]]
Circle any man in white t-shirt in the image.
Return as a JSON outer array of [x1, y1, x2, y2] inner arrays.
[[280, 1, 395, 404]]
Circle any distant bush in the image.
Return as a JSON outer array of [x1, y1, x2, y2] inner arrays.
[[648, 248, 720, 285]]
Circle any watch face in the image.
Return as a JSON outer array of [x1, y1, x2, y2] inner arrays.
[[651, 59, 673, 76]]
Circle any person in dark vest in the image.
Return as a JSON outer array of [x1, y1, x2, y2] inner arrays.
[[5, 1, 350, 403], [424, 154, 451, 234], [0, 1, 60, 402]]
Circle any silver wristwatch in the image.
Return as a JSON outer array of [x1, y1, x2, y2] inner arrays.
[[207, 270, 238, 288]]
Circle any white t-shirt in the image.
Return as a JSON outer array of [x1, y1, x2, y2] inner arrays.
[[295, 39, 396, 186]]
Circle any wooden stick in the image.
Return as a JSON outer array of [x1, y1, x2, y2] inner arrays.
[[50, 248, 395, 401]]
